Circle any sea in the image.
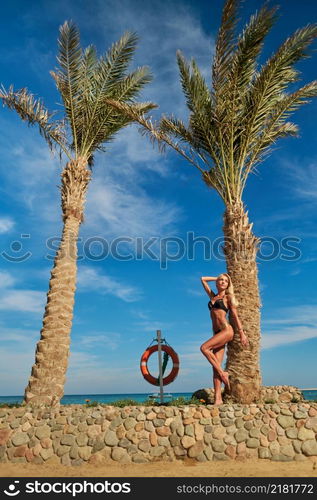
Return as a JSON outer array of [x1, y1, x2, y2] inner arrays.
[[0, 390, 316, 405]]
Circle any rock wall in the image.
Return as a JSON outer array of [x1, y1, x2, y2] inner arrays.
[[0, 402, 316, 465]]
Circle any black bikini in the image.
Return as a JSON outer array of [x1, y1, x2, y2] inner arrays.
[[208, 298, 229, 313], [208, 297, 229, 334]]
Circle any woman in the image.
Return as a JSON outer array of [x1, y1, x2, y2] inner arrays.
[[200, 273, 248, 405]]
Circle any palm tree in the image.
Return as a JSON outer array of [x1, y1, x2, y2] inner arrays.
[[0, 21, 155, 406], [107, 0, 317, 403]]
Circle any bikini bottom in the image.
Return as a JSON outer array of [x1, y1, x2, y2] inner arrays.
[[213, 321, 229, 335]]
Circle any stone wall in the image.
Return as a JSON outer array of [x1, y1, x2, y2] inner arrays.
[[0, 402, 316, 465]]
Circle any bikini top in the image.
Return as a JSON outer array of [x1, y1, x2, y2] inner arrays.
[[208, 297, 229, 313]]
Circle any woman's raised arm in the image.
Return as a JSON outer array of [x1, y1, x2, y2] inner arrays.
[[200, 276, 217, 298]]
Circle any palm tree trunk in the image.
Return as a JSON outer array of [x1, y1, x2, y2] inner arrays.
[[24, 158, 91, 406], [223, 200, 262, 403]]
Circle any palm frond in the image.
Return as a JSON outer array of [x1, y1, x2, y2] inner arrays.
[[104, 31, 139, 83], [86, 101, 156, 153], [81, 69, 154, 155], [93, 32, 139, 103], [0, 85, 69, 156], [177, 52, 211, 114], [105, 99, 205, 173], [175, 54, 221, 163], [112, 66, 152, 101], [75, 45, 98, 145], [160, 116, 196, 145], [202, 168, 227, 199], [212, 0, 240, 96], [244, 80, 317, 179], [78, 32, 143, 154], [233, 4, 279, 92], [51, 21, 82, 155], [241, 25, 317, 150]]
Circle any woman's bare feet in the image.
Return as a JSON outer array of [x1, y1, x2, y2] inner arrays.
[[214, 398, 223, 406], [221, 371, 231, 390]]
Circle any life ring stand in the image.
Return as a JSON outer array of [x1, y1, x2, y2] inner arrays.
[[140, 344, 179, 386]]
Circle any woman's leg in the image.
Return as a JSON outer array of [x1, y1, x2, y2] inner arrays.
[[200, 327, 233, 388], [213, 345, 225, 404]]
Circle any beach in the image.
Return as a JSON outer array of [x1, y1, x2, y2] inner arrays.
[[1, 457, 317, 478]]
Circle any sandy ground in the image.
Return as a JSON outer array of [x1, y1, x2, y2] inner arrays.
[[0, 458, 317, 477]]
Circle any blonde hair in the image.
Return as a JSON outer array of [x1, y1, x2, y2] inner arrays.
[[217, 273, 238, 307]]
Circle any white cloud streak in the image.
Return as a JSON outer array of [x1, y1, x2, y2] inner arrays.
[[0, 290, 45, 313], [0, 271, 17, 288], [0, 327, 38, 344], [77, 265, 142, 302], [263, 305, 317, 327], [85, 171, 181, 240], [0, 217, 15, 233], [261, 326, 317, 349], [78, 332, 121, 351], [287, 161, 317, 202], [261, 304, 317, 349]]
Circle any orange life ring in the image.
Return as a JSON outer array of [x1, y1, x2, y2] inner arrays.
[[140, 345, 180, 386]]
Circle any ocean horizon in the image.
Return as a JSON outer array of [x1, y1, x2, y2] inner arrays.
[[0, 389, 316, 405]]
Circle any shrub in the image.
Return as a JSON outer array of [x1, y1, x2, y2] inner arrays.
[[168, 396, 203, 406], [110, 399, 141, 407], [81, 396, 209, 408], [290, 397, 300, 403], [0, 402, 22, 408], [85, 400, 99, 407]]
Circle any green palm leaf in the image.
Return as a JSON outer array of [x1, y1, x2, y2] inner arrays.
[[177, 52, 211, 114], [79, 32, 141, 154], [244, 80, 317, 182], [0, 85, 68, 156], [239, 24, 317, 168], [52, 21, 82, 155], [82, 68, 155, 155], [212, 0, 239, 97]]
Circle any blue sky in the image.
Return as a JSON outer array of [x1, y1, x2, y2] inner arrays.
[[0, 0, 316, 397]]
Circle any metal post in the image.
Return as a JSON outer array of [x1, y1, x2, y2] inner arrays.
[[157, 330, 164, 404]]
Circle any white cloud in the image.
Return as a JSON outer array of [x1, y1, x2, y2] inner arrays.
[[85, 172, 181, 239], [288, 161, 317, 202], [0, 290, 45, 313], [0, 271, 17, 288], [130, 309, 150, 321], [105, 126, 170, 177], [263, 305, 317, 327], [261, 304, 317, 349], [0, 116, 61, 225], [187, 287, 205, 297], [276, 157, 317, 206], [0, 217, 15, 233], [261, 326, 317, 349], [133, 319, 173, 333], [77, 265, 142, 302], [78, 333, 121, 351], [0, 327, 38, 344]]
